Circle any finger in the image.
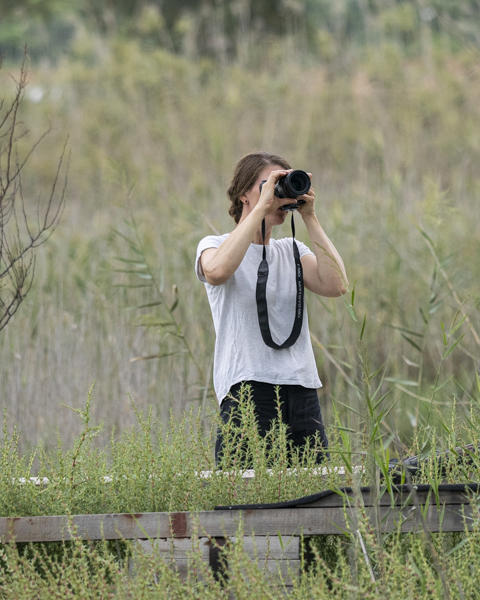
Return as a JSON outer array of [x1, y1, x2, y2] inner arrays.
[[268, 169, 289, 181], [298, 190, 314, 200]]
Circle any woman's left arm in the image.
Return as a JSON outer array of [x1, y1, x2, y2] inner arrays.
[[297, 183, 348, 297]]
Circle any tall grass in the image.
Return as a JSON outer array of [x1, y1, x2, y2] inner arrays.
[[1, 387, 480, 598]]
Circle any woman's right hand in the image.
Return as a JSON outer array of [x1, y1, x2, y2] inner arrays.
[[255, 169, 293, 216]]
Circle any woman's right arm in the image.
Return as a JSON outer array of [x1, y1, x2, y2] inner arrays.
[[200, 170, 289, 286], [200, 208, 265, 285]]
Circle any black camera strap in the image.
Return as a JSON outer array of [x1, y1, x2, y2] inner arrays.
[[255, 213, 304, 349]]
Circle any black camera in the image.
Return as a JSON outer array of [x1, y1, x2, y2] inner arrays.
[[259, 170, 311, 211]]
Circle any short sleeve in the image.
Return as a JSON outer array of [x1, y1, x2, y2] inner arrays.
[[195, 235, 226, 282], [297, 240, 314, 259]]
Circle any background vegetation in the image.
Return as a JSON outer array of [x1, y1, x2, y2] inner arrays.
[[1, 0, 479, 454]]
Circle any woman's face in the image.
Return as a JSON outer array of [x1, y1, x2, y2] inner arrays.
[[242, 164, 290, 227]]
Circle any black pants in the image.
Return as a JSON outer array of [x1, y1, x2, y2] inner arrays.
[[215, 381, 329, 466]]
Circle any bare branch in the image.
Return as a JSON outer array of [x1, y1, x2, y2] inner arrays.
[[0, 49, 68, 334]]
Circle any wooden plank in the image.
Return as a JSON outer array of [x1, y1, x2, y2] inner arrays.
[[0, 502, 473, 543], [259, 559, 300, 583], [130, 553, 300, 585], [130, 557, 192, 582], [299, 487, 478, 508], [137, 538, 211, 559], [163, 559, 301, 584], [136, 536, 299, 560], [0, 513, 172, 543], [235, 536, 300, 559], [200, 504, 474, 536]]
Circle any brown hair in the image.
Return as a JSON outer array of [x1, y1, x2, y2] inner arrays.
[[227, 151, 291, 224]]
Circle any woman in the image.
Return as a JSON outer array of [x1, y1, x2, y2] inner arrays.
[[195, 151, 348, 465]]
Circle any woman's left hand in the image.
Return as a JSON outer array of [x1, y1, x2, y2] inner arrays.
[[296, 173, 316, 219]]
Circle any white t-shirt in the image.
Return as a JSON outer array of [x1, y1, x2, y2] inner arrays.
[[196, 233, 322, 404]]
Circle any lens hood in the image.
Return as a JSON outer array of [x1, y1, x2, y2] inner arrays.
[[275, 170, 311, 199]]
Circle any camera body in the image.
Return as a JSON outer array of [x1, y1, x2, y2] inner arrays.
[[259, 169, 311, 211]]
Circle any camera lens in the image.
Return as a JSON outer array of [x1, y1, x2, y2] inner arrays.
[[288, 171, 310, 195], [275, 170, 310, 199]]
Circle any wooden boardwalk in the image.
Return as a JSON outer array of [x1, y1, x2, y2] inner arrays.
[[2, 484, 478, 584], [1, 484, 479, 543]]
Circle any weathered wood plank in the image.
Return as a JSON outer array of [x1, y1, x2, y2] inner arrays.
[[132, 536, 300, 585], [137, 536, 299, 560], [130, 555, 300, 584], [237, 535, 300, 559], [137, 537, 211, 559], [0, 513, 172, 543], [0, 502, 473, 543], [204, 503, 474, 536], [175, 557, 300, 586], [298, 488, 478, 508]]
